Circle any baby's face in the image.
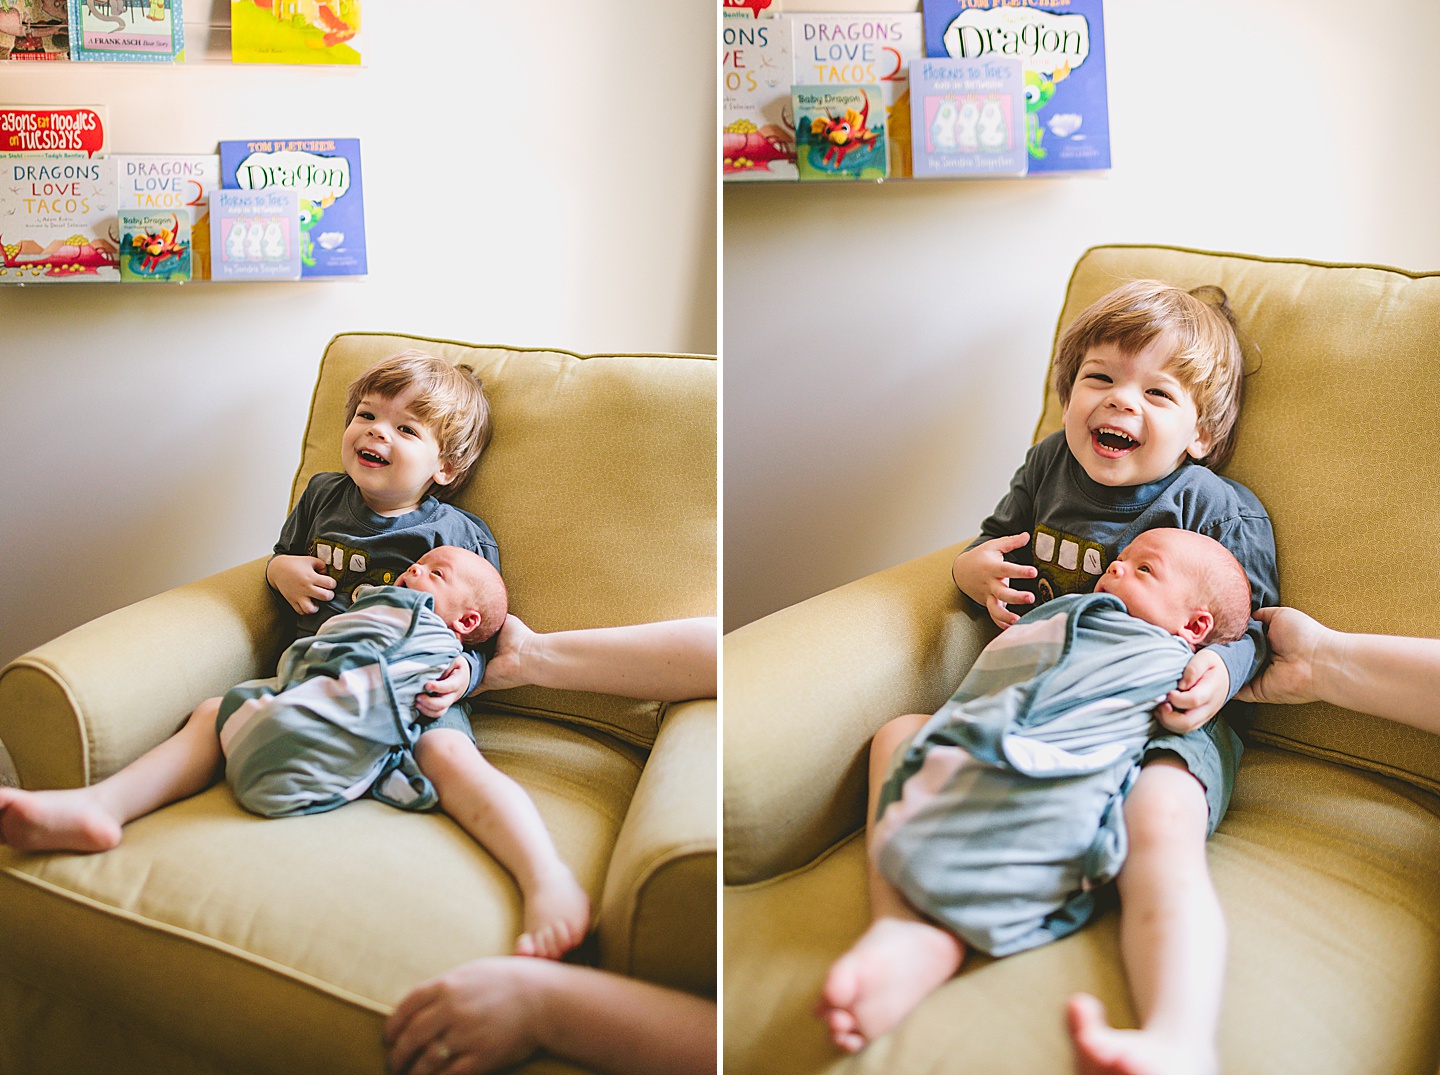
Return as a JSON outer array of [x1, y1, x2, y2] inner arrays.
[[396, 547, 487, 626], [1093, 530, 1199, 637]]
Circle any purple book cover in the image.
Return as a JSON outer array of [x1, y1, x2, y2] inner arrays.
[[922, 0, 1109, 174]]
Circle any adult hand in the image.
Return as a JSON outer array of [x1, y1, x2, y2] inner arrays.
[[384, 958, 542, 1075], [265, 554, 336, 616], [416, 658, 468, 718], [1236, 607, 1324, 705], [952, 533, 1038, 629], [472, 615, 538, 693], [1156, 648, 1229, 733]]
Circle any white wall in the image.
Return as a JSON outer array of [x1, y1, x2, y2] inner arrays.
[[724, 0, 1440, 632], [0, 1, 716, 668]]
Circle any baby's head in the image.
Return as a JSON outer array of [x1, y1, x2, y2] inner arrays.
[[343, 350, 492, 504], [1093, 528, 1250, 650], [396, 546, 508, 645], [1054, 280, 1245, 486]]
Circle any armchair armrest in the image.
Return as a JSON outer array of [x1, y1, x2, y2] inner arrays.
[[723, 543, 997, 887], [0, 557, 285, 790], [599, 696, 717, 997]]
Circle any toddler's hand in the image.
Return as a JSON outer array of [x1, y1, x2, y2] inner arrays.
[[266, 554, 336, 616], [417, 657, 469, 717], [952, 533, 1038, 629], [1157, 648, 1229, 733]]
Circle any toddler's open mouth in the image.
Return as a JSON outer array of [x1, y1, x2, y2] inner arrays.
[[357, 448, 389, 467], [1091, 427, 1137, 456]]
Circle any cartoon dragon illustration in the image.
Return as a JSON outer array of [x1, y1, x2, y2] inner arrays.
[[809, 94, 878, 170], [129, 213, 184, 274], [1024, 63, 1070, 159]]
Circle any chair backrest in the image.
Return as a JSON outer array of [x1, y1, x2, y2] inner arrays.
[[294, 334, 716, 748], [1037, 245, 1440, 794]]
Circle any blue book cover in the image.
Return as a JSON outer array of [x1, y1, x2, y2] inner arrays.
[[909, 57, 1026, 178], [210, 187, 301, 281], [67, 0, 184, 63], [921, 0, 1109, 174], [218, 137, 366, 277], [792, 84, 888, 181]]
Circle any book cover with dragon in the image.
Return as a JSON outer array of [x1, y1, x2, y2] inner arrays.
[[0, 105, 106, 158], [211, 187, 301, 280], [118, 208, 190, 282], [67, 0, 184, 62], [922, 0, 1109, 174], [909, 56, 1027, 178], [230, 0, 360, 66], [219, 137, 366, 277], [114, 154, 219, 279], [0, 0, 71, 60], [792, 84, 887, 182], [0, 154, 119, 282], [789, 13, 922, 178], [723, 15, 797, 182]]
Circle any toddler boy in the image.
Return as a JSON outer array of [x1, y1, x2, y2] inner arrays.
[[0, 352, 590, 961], [822, 281, 1279, 1075]]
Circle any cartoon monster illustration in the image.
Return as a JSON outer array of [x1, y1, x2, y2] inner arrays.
[[298, 199, 322, 268], [1024, 64, 1070, 159], [128, 214, 185, 274], [809, 94, 878, 170]]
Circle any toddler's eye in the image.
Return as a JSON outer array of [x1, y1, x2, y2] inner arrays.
[[356, 410, 374, 421], [1146, 388, 1174, 401], [1138, 564, 1152, 574], [1084, 372, 1112, 383], [399, 425, 418, 437]]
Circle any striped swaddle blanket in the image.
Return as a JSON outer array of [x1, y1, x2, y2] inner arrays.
[[873, 592, 1192, 956], [216, 584, 462, 818]]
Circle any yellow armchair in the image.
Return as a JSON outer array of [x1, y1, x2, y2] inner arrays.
[[0, 335, 716, 1075]]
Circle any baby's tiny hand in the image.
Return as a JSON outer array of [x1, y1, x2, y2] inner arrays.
[[417, 657, 468, 717], [1157, 648, 1229, 733]]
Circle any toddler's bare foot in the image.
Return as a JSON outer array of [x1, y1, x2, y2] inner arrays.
[[817, 915, 965, 1053], [1067, 993, 1218, 1075], [0, 786, 123, 852], [514, 866, 591, 960]]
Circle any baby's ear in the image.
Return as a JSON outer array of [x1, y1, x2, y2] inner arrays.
[[451, 609, 482, 639], [1176, 608, 1214, 649]]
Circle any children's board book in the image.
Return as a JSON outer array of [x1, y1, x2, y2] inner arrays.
[[211, 187, 301, 280], [230, 0, 361, 66], [114, 154, 220, 279], [67, 0, 184, 62], [922, 0, 1109, 175], [219, 138, 366, 277], [788, 14, 922, 178], [909, 57, 1026, 178], [723, 0, 779, 17], [0, 0, 70, 60], [723, 16, 797, 182], [0, 105, 107, 158], [118, 208, 190, 282], [0, 155, 119, 282], [792, 84, 887, 182]]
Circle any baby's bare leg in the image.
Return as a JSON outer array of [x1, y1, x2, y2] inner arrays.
[[1067, 757, 1221, 1075], [416, 728, 590, 960], [0, 697, 225, 853], [818, 712, 966, 1053]]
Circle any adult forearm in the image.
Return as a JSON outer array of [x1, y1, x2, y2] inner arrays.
[[1316, 630, 1440, 733], [536, 965, 716, 1075], [529, 618, 717, 701]]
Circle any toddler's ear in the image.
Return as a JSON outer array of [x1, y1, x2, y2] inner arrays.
[[1186, 428, 1212, 461]]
